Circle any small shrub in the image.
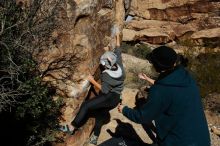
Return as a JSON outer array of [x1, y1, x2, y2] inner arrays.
[[203, 38, 220, 48], [177, 39, 196, 48], [188, 52, 220, 98], [121, 42, 151, 59], [0, 1, 64, 146]]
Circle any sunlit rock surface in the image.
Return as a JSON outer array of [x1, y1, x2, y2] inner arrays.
[[16, 0, 127, 145], [124, 0, 220, 44]]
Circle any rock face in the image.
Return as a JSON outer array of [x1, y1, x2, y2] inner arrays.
[[124, 0, 220, 44], [191, 28, 220, 39], [16, 0, 127, 146]]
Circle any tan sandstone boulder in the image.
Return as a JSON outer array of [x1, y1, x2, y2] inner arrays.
[[124, 0, 220, 44], [16, 0, 126, 146]]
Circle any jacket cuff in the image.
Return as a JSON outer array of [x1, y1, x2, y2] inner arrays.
[[122, 106, 129, 115]]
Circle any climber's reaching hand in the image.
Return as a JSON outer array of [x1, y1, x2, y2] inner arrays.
[[138, 73, 155, 85], [87, 74, 101, 90]]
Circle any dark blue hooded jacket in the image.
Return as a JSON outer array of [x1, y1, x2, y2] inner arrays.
[[122, 66, 210, 146]]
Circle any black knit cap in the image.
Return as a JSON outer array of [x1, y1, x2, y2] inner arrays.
[[146, 46, 177, 72]]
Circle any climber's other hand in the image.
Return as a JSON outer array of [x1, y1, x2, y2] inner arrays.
[[87, 74, 94, 82], [103, 45, 110, 51]]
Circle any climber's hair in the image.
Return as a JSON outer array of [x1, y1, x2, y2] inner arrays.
[[100, 63, 118, 71], [110, 63, 118, 71]]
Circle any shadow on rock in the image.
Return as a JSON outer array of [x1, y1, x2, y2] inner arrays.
[[104, 119, 151, 146]]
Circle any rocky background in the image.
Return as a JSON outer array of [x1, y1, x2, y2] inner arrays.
[[13, 0, 220, 146], [123, 0, 220, 45]]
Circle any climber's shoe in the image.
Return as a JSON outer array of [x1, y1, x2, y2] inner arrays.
[[58, 125, 75, 135], [89, 134, 98, 145]]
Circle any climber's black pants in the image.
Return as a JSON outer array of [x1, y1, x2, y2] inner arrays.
[[71, 92, 120, 135]]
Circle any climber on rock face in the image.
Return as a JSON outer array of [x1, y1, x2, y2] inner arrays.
[[60, 31, 125, 145]]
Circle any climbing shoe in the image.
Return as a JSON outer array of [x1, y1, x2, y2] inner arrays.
[[89, 134, 98, 145], [58, 125, 75, 135]]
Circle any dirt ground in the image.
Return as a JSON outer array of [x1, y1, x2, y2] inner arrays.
[[86, 88, 154, 146], [204, 93, 220, 146], [85, 88, 220, 146]]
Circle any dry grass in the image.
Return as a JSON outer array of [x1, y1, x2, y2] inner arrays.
[[122, 53, 158, 88]]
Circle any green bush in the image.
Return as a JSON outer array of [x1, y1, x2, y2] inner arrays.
[[121, 42, 151, 59], [0, 1, 63, 145], [203, 38, 220, 48], [188, 52, 220, 98], [177, 39, 196, 48]]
